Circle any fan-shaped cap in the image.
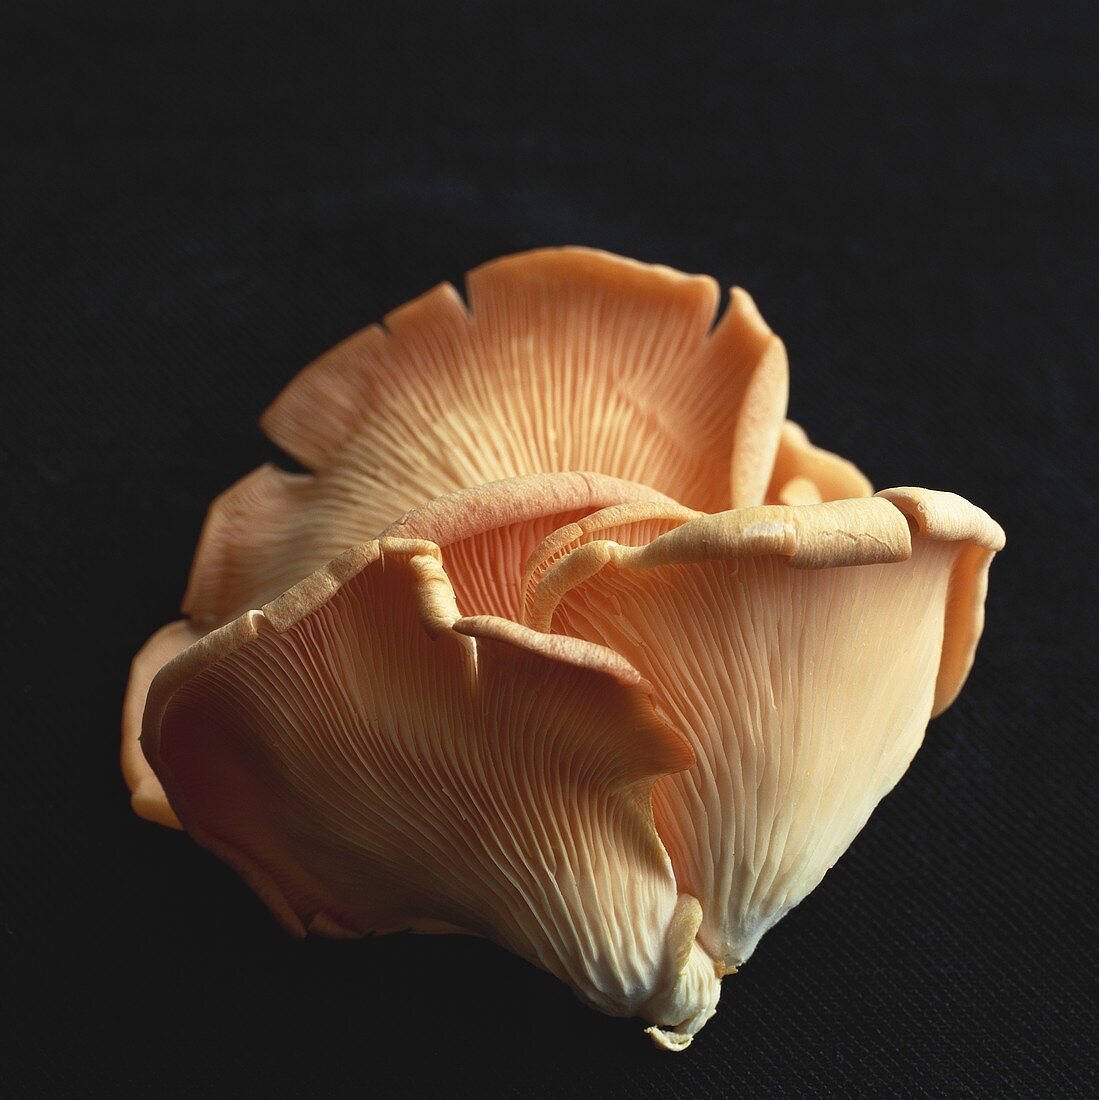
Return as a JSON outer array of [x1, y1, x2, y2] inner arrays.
[[123, 472, 675, 826], [521, 499, 703, 626], [377, 471, 676, 620], [526, 490, 1003, 971], [765, 420, 873, 505], [124, 250, 789, 827], [122, 621, 204, 828], [876, 487, 1006, 713], [142, 539, 721, 1046], [183, 248, 788, 625]]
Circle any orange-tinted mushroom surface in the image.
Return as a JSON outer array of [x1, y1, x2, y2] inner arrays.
[[124, 247, 792, 827], [144, 540, 721, 1048], [526, 489, 1004, 971], [128, 248, 1003, 1049]]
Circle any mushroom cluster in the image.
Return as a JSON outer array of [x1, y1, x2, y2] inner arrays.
[[126, 248, 1003, 1050]]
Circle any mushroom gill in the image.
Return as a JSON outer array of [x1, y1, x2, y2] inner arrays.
[[124, 471, 675, 827], [142, 539, 721, 1048], [122, 246, 1004, 1050], [377, 471, 679, 621], [526, 489, 1004, 973], [124, 246, 791, 827], [183, 247, 788, 626]]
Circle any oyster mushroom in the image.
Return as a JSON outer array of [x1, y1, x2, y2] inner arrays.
[[125, 248, 790, 825], [525, 488, 1004, 972], [142, 539, 722, 1049], [124, 248, 1004, 1049]]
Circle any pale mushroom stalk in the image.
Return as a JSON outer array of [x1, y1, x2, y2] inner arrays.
[[526, 489, 1004, 973], [142, 539, 722, 1047]]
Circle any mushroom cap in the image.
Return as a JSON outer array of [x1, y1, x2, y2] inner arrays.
[[124, 249, 792, 826], [377, 471, 677, 620], [123, 471, 676, 827], [184, 247, 788, 625], [142, 538, 721, 1045], [121, 245, 1005, 1047], [765, 420, 874, 506], [877, 487, 1006, 714], [122, 620, 204, 828], [525, 489, 1003, 970]]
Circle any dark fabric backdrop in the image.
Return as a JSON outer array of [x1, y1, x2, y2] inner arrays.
[[2, 2, 1095, 1096]]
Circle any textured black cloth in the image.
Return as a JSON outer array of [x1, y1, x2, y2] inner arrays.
[[2, 2, 1095, 1096]]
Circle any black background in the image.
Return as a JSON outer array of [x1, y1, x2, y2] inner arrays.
[[3, 2, 1096, 1096]]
